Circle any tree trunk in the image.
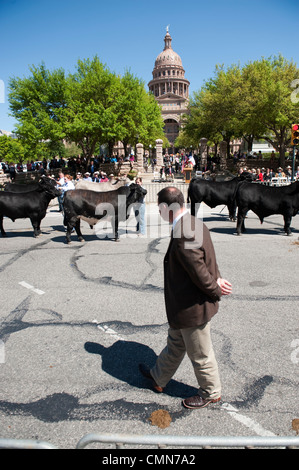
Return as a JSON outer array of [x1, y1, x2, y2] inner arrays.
[[107, 140, 114, 156], [244, 134, 254, 152]]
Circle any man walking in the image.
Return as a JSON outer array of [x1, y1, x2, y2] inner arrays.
[[139, 187, 232, 409]]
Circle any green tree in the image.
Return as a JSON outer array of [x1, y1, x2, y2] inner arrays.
[[242, 55, 299, 166], [0, 135, 26, 163], [63, 57, 119, 164], [9, 63, 66, 147], [112, 70, 164, 157], [9, 57, 165, 166], [182, 64, 243, 157], [183, 55, 299, 166]]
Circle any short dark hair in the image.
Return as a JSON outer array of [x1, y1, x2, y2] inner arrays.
[[157, 187, 184, 207]]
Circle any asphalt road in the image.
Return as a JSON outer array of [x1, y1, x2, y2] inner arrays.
[[0, 198, 298, 449]]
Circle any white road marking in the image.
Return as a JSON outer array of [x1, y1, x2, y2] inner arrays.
[[19, 281, 45, 295], [92, 320, 124, 341], [221, 403, 276, 436]]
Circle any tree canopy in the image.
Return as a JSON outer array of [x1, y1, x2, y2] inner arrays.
[[8, 56, 164, 164], [0, 134, 25, 163], [179, 55, 299, 166]]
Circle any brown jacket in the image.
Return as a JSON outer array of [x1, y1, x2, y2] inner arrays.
[[164, 212, 222, 329]]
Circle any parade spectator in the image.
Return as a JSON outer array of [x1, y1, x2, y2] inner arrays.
[[257, 168, 264, 182], [264, 168, 271, 182], [57, 174, 75, 211], [61, 174, 75, 192], [285, 166, 292, 179], [276, 167, 286, 177], [8, 163, 16, 180], [134, 177, 146, 236], [174, 155, 181, 173], [84, 172, 92, 181], [56, 170, 65, 185], [88, 160, 96, 176], [92, 171, 100, 182], [56, 170, 65, 211], [99, 172, 109, 182]]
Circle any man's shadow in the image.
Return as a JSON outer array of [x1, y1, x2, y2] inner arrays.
[[84, 340, 198, 398]]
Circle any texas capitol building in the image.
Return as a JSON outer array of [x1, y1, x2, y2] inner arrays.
[[148, 28, 190, 151]]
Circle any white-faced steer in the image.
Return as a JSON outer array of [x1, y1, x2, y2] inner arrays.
[[63, 183, 147, 243], [0, 176, 61, 237], [236, 181, 299, 235]]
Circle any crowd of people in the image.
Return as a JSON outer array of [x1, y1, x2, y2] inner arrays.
[[239, 165, 299, 182], [2, 148, 299, 185], [54, 169, 116, 210]]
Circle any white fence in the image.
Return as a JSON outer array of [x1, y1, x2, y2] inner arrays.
[[143, 182, 188, 203]]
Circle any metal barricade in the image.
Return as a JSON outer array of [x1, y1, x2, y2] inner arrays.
[[0, 433, 298, 449], [75, 433, 299, 449], [0, 438, 57, 449]]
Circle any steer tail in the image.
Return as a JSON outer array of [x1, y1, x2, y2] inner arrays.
[[187, 181, 197, 216]]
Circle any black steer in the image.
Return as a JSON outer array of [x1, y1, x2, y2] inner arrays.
[[236, 181, 299, 235], [63, 183, 147, 243], [4, 181, 41, 192], [0, 176, 61, 237], [187, 177, 242, 220]]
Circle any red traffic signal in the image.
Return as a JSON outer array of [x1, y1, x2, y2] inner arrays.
[[291, 124, 299, 145]]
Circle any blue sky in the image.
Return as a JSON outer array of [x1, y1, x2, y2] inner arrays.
[[0, 0, 298, 132]]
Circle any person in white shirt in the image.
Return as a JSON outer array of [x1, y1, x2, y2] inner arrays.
[[61, 174, 75, 192], [58, 174, 75, 212], [56, 170, 65, 211]]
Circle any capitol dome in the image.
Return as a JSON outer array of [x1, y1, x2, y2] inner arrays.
[[148, 29, 190, 149], [155, 32, 183, 68]]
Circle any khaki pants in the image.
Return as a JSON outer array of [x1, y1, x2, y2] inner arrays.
[[150, 322, 221, 399]]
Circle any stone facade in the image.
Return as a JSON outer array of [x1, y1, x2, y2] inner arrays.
[[148, 29, 190, 150]]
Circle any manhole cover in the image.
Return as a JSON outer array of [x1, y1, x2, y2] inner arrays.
[[249, 281, 269, 287]]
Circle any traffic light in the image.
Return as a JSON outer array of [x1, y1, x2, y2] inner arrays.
[[291, 124, 299, 145]]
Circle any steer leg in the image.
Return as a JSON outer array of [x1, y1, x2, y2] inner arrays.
[[30, 217, 42, 237], [114, 217, 120, 241], [65, 217, 84, 244], [65, 223, 73, 244], [110, 215, 120, 241], [36, 219, 42, 236], [283, 214, 292, 235], [228, 201, 237, 221], [236, 209, 246, 235], [0, 215, 6, 237], [74, 219, 84, 242]]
